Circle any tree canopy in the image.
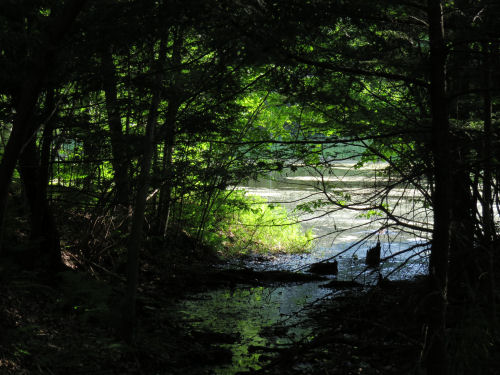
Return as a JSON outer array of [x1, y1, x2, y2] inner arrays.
[[1, 1, 499, 374]]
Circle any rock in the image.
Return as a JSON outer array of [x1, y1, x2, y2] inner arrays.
[[321, 279, 362, 288], [365, 240, 381, 268], [308, 260, 338, 275]]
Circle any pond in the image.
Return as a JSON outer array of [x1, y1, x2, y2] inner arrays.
[[173, 162, 431, 374]]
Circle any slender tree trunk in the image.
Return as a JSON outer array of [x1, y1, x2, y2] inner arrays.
[[160, 106, 178, 237], [159, 27, 183, 238], [101, 47, 131, 207], [448, 158, 474, 290], [119, 39, 167, 343], [481, 41, 496, 329], [40, 90, 56, 198], [426, 1, 450, 374]]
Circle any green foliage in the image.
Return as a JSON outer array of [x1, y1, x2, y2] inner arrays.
[[1, 1, 499, 374], [179, 190, 313, 256], [215, 192, 314, 256], [295, 199, 330, 214], [357, 209, 383, 219]]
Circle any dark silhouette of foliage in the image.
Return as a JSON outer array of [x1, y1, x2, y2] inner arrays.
[[1, 1, 499, 374]]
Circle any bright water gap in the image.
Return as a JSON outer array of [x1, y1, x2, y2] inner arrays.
[[173, 162, 431, 374]]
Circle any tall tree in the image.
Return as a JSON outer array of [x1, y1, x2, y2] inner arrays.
[[119, 36, 167, 342], [426, 1, 450, 373], [0, 0, 87, 256]]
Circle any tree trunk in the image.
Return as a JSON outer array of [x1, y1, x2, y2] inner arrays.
[[426, 1, 450, 374], [448, 152, 475, 303], [18, 137, 63, 274], [0, 0, 87, 254], [158, 27, 183, 238], [101, 47, 131, 207], [159, 105, 179, 237], [119, 39, 167, 343], [481, 41, 496, 329]]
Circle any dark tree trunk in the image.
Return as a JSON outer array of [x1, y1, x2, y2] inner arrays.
[[426, 1, 450, 374], [40, 90, 56, 198], [0, 0, 87, 254], [101, 47, 131, 207], [18, 137, 62, 274], [118, 39, 167, 343], [159, 103, 179, 238], [158, 27, 183, 238], [481, 41, 496, 328], [448, 152, 475, 300]]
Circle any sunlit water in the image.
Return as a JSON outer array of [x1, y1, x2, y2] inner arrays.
[[174, 163, 431, 374]]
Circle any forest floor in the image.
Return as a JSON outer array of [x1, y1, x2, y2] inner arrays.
[[1, 242, 500, 375]]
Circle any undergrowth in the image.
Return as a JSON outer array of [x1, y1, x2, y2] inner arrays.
[[207, 191, 314, 256]]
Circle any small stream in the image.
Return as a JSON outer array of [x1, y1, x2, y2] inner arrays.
[[173, 163, 431, 374]]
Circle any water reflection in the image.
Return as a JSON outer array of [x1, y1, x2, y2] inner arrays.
[[176, 164, 430, 374], [177, 282, 328, 374]]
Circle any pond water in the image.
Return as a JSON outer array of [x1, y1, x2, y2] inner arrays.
[[174, 163, 431, 374]]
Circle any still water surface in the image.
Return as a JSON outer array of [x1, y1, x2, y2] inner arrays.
[[175, 164, 431, 374]]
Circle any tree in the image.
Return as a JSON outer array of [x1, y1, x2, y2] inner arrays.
[[229, 1, 498, 372], [0, 0, 87, 269], [426, 1, 450, 372]]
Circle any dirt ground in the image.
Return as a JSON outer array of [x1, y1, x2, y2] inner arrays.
[[1, 252, 499, 375]]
